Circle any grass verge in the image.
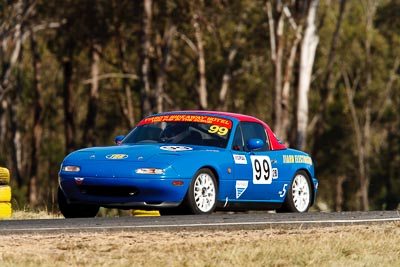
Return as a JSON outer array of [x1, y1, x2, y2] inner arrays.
[[0, 223, 399, 267]]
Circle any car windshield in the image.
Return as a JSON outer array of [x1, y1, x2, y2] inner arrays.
[[122, 115, 233, 148]]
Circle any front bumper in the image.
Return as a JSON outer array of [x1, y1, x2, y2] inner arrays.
[[59, 175, 190, 209]]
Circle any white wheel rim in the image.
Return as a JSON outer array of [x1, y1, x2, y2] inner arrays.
[[291, 174, 310, 212], [193, 173, 216, 213]]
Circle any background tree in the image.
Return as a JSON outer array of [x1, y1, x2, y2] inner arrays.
[[0, 0, 399, 212]]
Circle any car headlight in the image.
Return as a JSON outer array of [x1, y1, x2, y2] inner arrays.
[[62, 166, 81, 172], [135, 168, 164, 175]]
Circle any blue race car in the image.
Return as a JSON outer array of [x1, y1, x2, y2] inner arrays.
[[58, 111, 318, 217]]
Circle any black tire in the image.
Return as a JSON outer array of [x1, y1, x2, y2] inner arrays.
[[186, 168, 217, 214], [58, 186, 99, 218], [278, 171, 312, 213]]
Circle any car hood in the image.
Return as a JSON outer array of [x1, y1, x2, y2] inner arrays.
[[62, 144, 218, 164]]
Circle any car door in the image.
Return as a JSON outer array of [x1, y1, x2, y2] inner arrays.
[[231, 122, 285, 201]]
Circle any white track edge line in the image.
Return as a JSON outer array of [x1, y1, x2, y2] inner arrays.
[[2, 217, 400, 232]]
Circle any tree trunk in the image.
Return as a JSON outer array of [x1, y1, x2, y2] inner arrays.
[[312, 0, 347, 158], [117, 36, 135, 128], [192, 12, 208, 110], [268, 1, 285, 138], [140, 0, 153, 117], [362, 102, 371, 210], [335, 175, 346, 212], [1, 0, 25, 187], [83, 44, 101, 147], [0, 0, 23, 98], [343, 69, 368, 211], [295, 0, 319, 151], [28, 31, 44, 206], [63, 55, 76, 154], [0, 100, 7, 149], [380, 57, 399, 209], [155, 25, 175, 113], [218, 48, 237, 111], [281, 26, 302, 145], [10, 14, 24, 189], [358, 0, 377, 211], [267, 1, 301, 144], [9, 98, 23, 188], [218, 21, 243, 111]]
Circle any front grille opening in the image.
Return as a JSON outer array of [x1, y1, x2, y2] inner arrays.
[[80, 185, 139, 197]]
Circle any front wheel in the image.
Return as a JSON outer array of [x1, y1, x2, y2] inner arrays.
[[279, 171, 312, 213], [186, 168, 217, 214], [58, 186, 99, 218]]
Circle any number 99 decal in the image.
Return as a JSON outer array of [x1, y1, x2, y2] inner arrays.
[[208, 125, 228, 136], [250, 156, 272, 184]]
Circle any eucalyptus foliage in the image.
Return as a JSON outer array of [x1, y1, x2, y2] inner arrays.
[[0, 0, 398, 211]]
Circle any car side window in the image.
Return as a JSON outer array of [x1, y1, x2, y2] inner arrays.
[[240, 122, 270, 151], [232, 124, 244, 151]]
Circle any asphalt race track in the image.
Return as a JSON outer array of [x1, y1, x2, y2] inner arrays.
[[1, 210, 399, 235]]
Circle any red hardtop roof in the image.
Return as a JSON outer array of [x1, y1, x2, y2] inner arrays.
[[161, 110, 261, 122], [141, 110, 287, 150]]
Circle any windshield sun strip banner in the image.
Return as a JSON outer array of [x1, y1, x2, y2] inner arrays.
[[138, 115, 233, 129]]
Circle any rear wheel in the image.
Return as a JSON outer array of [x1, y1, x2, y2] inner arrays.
[[58, 186, 99, 218], [186, 168, 217, 214], [279, 171, 312, 213]]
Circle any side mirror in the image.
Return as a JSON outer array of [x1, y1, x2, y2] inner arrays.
[[114, 135, 124, 145], [247, 138, 264, 151]]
